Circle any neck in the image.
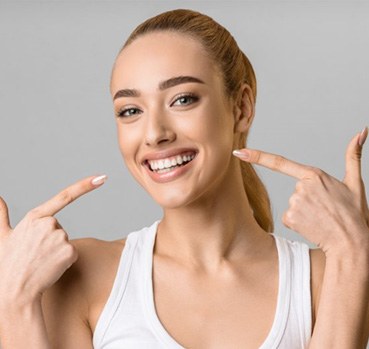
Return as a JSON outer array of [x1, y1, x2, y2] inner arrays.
[[155, 166, 269, 273]]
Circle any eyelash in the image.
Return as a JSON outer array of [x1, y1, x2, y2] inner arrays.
[[115, 93, 199, 118]]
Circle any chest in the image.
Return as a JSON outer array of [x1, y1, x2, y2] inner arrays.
[[151, 256, 279, 348]]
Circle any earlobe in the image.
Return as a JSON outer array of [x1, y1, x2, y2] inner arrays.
[[233, 83, 255, 133]]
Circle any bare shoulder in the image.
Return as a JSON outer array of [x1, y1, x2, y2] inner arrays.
[[309, 247, 326, 330], [41, 236, 127, 348]]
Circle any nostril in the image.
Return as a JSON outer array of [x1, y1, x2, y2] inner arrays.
[[144, 126, 176, 147]]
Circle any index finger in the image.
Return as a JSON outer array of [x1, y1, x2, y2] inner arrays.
[[233, 149, 312, 179], [30, 175, 107, 218]]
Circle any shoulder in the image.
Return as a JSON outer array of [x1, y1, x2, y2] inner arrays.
[[53, 237, 127, 293], [309, 247, 326, 330], [41, 236, 127, 345], [69, 237, 127, 279], [68, 237, 127, 304]]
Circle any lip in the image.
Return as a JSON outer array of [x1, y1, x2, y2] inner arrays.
[[141, 147, 198, 164], [142, 150, 198, 184]]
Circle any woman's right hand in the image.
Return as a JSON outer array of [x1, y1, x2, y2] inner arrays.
[[0, 175, 107, 308]]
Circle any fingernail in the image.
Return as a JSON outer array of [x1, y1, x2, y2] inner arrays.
[[358, 126, 368, 147], [92, 174, 108, 186], [233, 149, 250, 160]]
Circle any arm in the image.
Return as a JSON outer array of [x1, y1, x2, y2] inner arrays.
[[233, 127, 369, 347], [309, 245, 369, 348], [0, 298, 50, 349]]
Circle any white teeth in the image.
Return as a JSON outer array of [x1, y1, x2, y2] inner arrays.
[[164, 159, 171, 168], [148, 153, 196, 172], [157, 168, 172, 173]]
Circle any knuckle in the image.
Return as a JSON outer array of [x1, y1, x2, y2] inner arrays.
[[55, 229, 69, 242], [351, 149, 362, 161], [61, 230, 69, 242], [288, 194, 298, 207], [250, 150, 261, 163], [64, 243, 78, 261], [305, 167, 324, 180], [44, 216, 58, 228], [58, 189, 74, 206], [282, 210, 295, 227], [26, 208, 40, 220], [272, 155, 286, 171], [295, 181, 304, 192], [282, 212, 289, 226], [310, 167, 324, 177]]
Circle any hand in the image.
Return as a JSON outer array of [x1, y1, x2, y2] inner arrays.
[[0, 175, 107, 306], [233, 128, 369, 256]]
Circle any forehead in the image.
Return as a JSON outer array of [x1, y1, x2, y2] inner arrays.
[[111, 31, 221, 95]]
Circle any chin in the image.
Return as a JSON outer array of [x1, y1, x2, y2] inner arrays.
[[149, 187, 195, 209], [147, 176, 221, 210]]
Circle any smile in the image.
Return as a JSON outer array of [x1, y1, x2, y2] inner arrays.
[[143, 150, 198, 183], [147, 152, 196, 173]]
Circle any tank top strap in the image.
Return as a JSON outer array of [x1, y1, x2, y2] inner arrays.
[[92, 225, 141, 347], [93, 223, 312, 348], [259, 233, 292, 348], [263, 234, 312, 348], [287, 235, 312, 344]]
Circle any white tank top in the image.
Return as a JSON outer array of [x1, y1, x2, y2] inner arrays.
[[93, 220, 312, 348]]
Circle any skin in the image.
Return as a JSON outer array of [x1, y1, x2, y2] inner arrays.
[[0, 30, 368, 348], [111, 31, 270, 271]]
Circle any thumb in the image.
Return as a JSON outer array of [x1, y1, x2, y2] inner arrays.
[[0, 196, 12, 235], [343, 127, 368, 193]]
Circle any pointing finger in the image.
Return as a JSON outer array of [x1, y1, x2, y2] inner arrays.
[[29, 174, 107, 219], [233, 149, 312, 180], [0, 196, 12, 233], [343, 127, 368, 192]]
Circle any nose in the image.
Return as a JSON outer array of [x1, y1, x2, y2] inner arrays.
[[144, 110, 176, 146]]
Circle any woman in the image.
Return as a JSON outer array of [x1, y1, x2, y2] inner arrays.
[[0, 9, 368, 349]]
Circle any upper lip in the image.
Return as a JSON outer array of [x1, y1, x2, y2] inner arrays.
[[141, 147, 198, 164]]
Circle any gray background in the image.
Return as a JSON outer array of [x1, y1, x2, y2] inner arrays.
[[0, 1, 368, 347], [0, 1, 368, 247]]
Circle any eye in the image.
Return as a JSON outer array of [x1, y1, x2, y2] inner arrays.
[[116, 107, 142, 118], [171, 93, 199, 107]]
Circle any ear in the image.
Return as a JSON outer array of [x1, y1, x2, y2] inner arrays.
[[233, 83, 255, 133]]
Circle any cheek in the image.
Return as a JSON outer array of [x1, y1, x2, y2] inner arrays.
[[116, 124, 140, 172], [117, 126, 129, 157], [188, 101, 234, 144], [197, 109, 235, 155], [190, 109, 235, 181]]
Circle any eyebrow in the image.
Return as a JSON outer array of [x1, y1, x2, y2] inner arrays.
[[113, 75, 205, 101]]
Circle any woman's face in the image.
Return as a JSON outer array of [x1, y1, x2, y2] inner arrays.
[[111, 31, 241, 208]]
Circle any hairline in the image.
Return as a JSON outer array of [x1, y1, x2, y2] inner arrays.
[[109, 29, 230, 100]]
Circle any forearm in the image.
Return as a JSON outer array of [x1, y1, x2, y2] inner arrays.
[[309, 250, 369, 348], [0, 299, 50, 349]]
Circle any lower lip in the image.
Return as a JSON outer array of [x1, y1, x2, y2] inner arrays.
[[144, 157, 196, 183]]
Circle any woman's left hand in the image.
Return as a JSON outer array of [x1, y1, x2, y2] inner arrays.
[[233, 127, 369, 257]]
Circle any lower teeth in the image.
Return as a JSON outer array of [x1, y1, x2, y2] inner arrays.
[[152, 160, 191, 173], [156, 167, 175, 173]]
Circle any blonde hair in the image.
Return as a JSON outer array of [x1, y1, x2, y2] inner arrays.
[[115, 9, 274, 232]]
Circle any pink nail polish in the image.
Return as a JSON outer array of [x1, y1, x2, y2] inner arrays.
[[233, 149, 250, 160], [358, 126, 368, 147], [92, 175, 108, 186]]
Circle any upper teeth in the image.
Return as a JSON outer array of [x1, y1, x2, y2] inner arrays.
[[148, 153, 195, 171]]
